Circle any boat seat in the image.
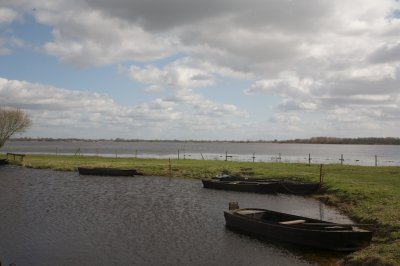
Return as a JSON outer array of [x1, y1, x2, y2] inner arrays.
[[279, 219, 306, 225], [236, 210, 266, 215]]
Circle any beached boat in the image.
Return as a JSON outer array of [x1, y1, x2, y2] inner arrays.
[[203, 175, 320, 194], [78, 167, 143, 176], [224, 206, 373, 251], [202, 179, 280, 193]]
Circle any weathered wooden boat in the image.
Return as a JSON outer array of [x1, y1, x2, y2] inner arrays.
[[277, 180, 321, 194], [203, 175, 320, 194], [202, 179, 280, 193], [0, 159, 8, 165], [78, 167, 143, 176], [224, 206, 373, 251]]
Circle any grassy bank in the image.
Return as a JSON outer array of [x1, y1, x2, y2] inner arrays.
[[3, 154, 400, 265]]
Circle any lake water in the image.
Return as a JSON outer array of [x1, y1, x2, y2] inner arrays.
[[2, 140, 400, 166], [0, 166, 352, 266]]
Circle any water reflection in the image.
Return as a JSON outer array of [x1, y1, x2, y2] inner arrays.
[[0, 166, 351, 266]]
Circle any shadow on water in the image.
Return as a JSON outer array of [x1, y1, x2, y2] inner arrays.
[[224, 226, 347, 266], [0, 165, 352, 266]]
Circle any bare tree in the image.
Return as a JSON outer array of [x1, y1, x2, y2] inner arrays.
[[0, 107, 32, 148]]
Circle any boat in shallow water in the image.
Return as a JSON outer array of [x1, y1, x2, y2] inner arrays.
[[224, 206, 373, 251], [78, 167, 143, 176]]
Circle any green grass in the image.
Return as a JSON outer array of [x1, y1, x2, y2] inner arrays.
[[4, 154, 400, 265]]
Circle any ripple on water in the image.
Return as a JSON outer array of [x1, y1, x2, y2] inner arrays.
[[0, 166, 351, 266]]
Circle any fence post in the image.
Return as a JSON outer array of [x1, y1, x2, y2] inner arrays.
[[178, 149, 180, 160], [319, 164, 324, 184], [308, 153, 311, 165], [375, 155, 378, 167], [340, 154, 344, 165], [169, 158, 172, 177], [252, 152, 256, 162]]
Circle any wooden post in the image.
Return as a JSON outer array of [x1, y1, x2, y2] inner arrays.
[[225, 152, 228, 161], [375, 155, 378, 167], [278, 153, 281, 162], [340, 154, 344, 165], [319, 164, 324, 185], [178, 149, 180, 160], [169, 158, 172, 177], [308, 153, 311, 165], [252, 152, 256, 163]]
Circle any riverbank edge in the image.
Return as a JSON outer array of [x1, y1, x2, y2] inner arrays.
[[2, 154, 399, 265]]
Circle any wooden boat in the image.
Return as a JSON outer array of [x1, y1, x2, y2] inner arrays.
[[203, 175, 320, 194], [78, 167, 143, 176], [224, 206, 373, 251], [277, 180, 321, 194], [202, 179, 280, 193]]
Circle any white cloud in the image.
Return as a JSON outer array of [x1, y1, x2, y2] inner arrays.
[[0, 7, 19, 24], [33, 7, 177, 67], [0, 77, 249, 138], [126, 59, 216, 89]]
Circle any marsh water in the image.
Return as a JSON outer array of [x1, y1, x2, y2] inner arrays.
[[3, 140, 400, 166], [0, 165, 353, 266]]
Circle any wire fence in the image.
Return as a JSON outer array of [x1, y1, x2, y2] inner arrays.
[[2, 146, 400, 167]]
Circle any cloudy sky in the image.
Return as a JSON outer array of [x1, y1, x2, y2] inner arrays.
[[0, 0, 399, 140]]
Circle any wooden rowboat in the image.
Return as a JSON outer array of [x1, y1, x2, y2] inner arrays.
[[224, 206, 373, 251], [202, 179, 280, 193], [78, 167, 143, 176], [203, 176, 320, 195]]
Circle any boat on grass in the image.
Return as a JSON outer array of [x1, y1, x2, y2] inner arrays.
[[224, 205, 373, 251], [202, 179, 280, 193], [78, 167, 143, 176], [203, 175, 321, 194]]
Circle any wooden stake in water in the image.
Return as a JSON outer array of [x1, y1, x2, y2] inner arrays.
[[308, 153, 311, 165], [340, 154, 344, 165], [375, 155, 378, 167], [252, 152, 256, 163]]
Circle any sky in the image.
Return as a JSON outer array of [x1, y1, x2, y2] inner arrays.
[[0, 0, 400, 140]]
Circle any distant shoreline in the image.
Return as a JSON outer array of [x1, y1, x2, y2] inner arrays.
[[10, 137, 400, 145]]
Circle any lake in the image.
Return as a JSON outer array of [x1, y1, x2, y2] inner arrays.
[[2, 140, 400, 166], [0, 166, 352, 266]]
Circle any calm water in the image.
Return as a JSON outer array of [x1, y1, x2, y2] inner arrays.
[[2, 140, 400, 166], [0, 166, 352, 266]]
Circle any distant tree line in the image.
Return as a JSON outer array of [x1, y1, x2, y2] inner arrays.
[[279, 137, 400, 145], [9, 136, 400, 145]]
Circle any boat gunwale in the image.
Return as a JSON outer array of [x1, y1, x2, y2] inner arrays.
[[227, 208, 369, 233]]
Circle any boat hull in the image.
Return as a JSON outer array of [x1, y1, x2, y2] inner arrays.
[[202, 180, 279, 193], [277, 181, 321, 194], [224, 210, 372, 251], [78, 167, 142, 176]]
